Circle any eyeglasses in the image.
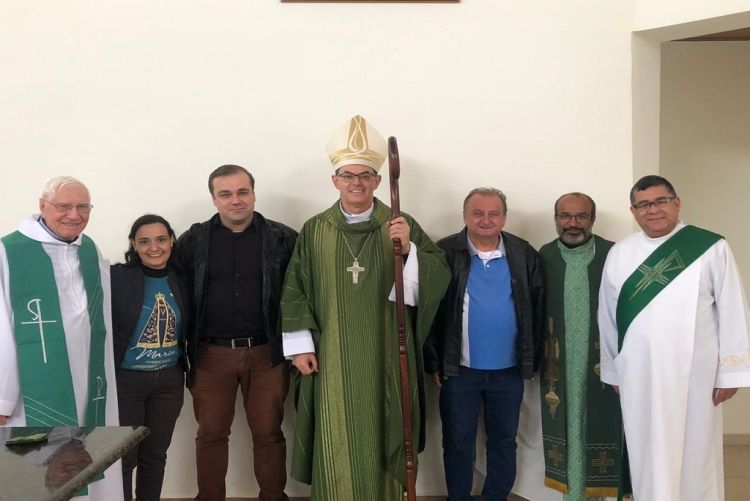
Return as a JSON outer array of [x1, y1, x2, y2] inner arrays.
[[43, 200, 94, 214], [631, 196, 675, 212], [555, 213, 591, 223], [336, 172, 377, 183]]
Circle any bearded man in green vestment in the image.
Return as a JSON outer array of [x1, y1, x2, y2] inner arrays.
[[535, 193, 623, 500], [280, 115, 450, 501]]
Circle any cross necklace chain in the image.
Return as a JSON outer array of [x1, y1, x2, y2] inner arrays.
[[343, 231, 374, 284]]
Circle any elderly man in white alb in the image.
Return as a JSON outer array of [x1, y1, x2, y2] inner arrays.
[[0, 176, 122, 501], [598, 175, 750, 501]]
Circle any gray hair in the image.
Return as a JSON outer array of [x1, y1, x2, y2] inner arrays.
[[463, 187, 507, 214], [40, 176, 89, 201]]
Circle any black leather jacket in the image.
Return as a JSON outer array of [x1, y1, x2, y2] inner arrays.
[[111, 264, 191, 380], [424, 229, 544, 380], [174, 212, 297, 372]]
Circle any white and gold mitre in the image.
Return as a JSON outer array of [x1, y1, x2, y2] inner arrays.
[[326, 115, 387, 172]]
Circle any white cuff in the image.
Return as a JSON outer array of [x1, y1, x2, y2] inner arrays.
[[715, 370, 750, 389], [283, 329, 315, 358], [0, 399, 16, 418], [600, 365, 618, 386], [388, 242, 419, 306]]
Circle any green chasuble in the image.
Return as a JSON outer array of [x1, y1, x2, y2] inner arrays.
[[539, 235, 623, 499], [281, 198, 450, 501]]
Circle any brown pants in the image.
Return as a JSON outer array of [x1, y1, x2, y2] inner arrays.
[[190, 342, 289, 501]]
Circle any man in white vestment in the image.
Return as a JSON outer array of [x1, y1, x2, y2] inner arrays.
[[0, 176, 123, 501], [598, 175, 750, 501]]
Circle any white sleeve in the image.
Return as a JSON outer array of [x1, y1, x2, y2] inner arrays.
[[598, 254, 620, 386], [98, 251, 120, 426], [0, 243, 20, 419], [712, 241, 750, 388], [388, 242, 418, 306], [283, 329, 315, 358]]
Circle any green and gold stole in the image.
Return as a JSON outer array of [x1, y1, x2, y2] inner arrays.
[[2, 231, 108, 427], [616, 225, 722, 349], [541, 237, 623, 498]]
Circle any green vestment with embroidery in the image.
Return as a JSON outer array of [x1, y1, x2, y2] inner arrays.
[[539, 235, 623, 499], [281, 199, 450, 501]]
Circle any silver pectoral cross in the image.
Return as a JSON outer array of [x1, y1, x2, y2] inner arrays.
[[20, 299, 57, 364], [347, 259, 365, 284]]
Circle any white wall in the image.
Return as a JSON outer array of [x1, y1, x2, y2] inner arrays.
[[0, 0, 746, 497], [660, 41, 750, 436], [0, 1, 637, 254]]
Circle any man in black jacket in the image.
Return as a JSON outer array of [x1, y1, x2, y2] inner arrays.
[[174, 164, 297, 501], [425, 187, 544, 501]]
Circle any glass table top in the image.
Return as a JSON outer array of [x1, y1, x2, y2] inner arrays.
[[0, 426, 148, 501]]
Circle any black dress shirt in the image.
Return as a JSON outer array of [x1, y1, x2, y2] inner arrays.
[[203, 217, 265, 339]]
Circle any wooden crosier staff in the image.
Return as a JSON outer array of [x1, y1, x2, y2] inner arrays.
[[388, 136, 417, 501]]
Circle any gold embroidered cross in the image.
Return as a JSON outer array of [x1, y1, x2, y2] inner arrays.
[[548, 444, 564, 465], [629, 250, 685, 300], [592, 451, 615, 474]]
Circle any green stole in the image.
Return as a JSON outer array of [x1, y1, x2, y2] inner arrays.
[[540, 235, 623, 498], [2, 231, 108, 427], [616, 225, 722, 349]]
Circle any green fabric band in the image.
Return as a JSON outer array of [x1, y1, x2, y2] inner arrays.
[[2, 231, 107, 427], [616, 225, 722, 350]]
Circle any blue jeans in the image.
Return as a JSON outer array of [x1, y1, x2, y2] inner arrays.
[[439, 365, 524, 501]]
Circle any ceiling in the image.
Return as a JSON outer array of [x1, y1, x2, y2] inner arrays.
[[676, 27, 750, 41]]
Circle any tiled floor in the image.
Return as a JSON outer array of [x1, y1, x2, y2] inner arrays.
[[724, 445, 750, 501], [164, 444, 750, 500]]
